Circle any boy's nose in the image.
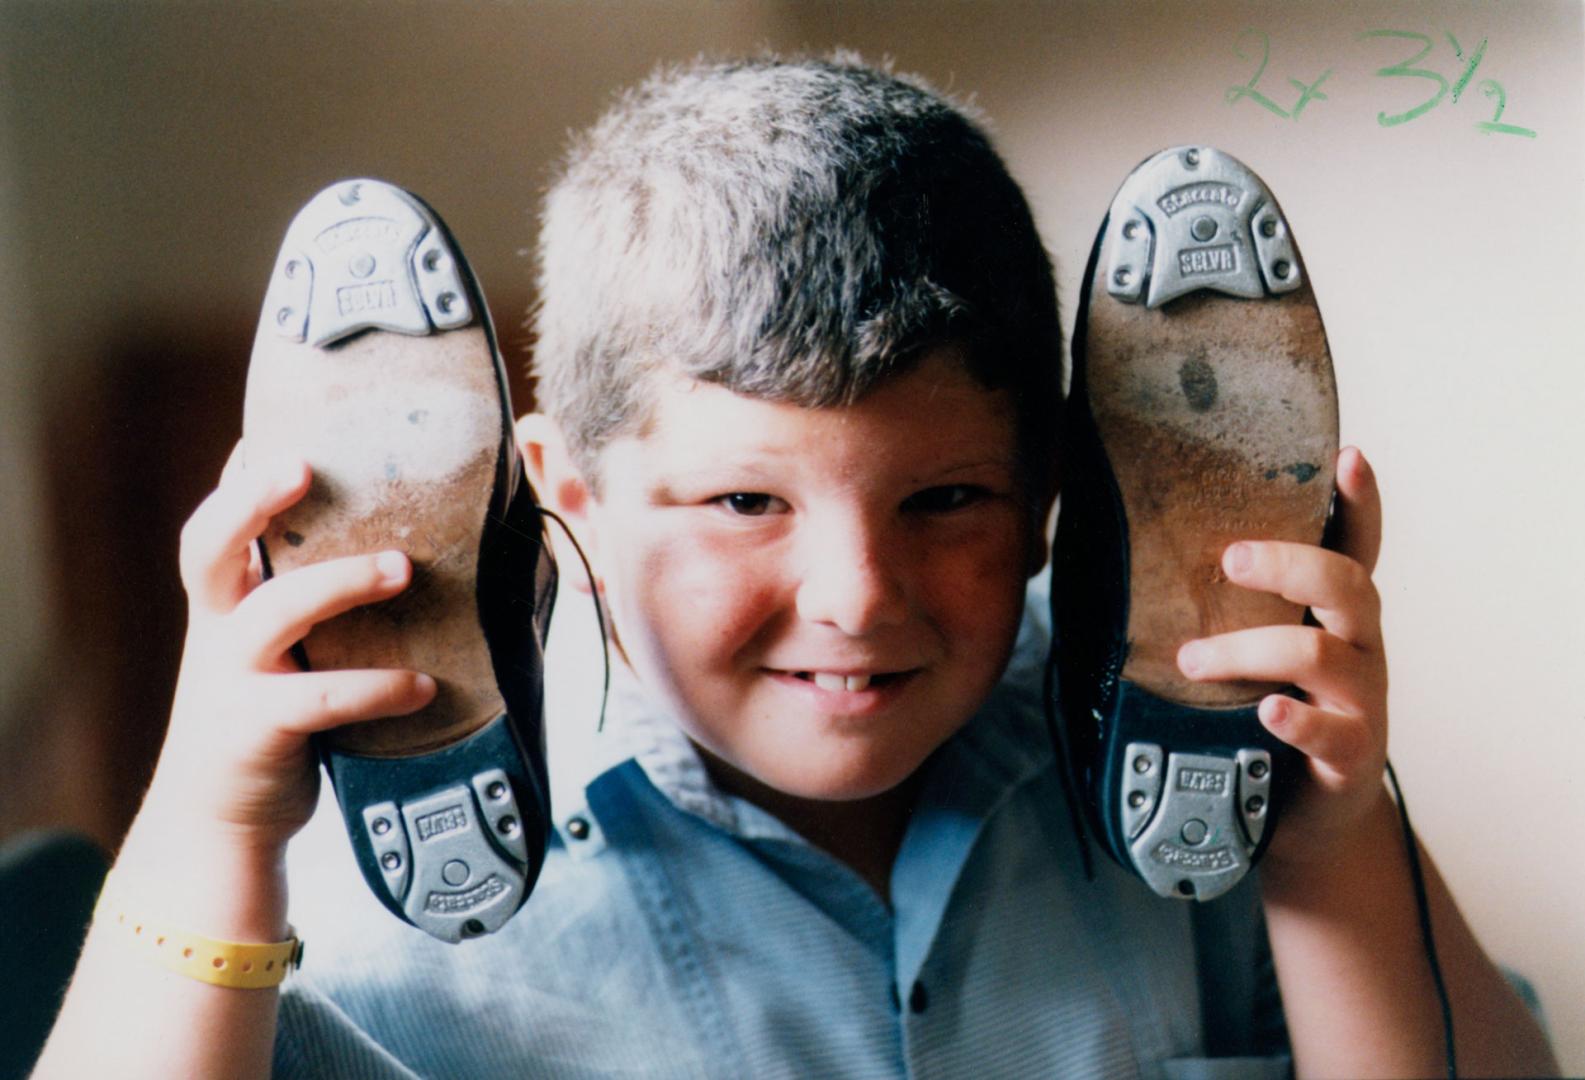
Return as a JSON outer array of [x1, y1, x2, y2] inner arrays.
[[794, 521, 909, 635]]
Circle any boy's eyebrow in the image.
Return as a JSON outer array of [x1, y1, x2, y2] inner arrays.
[[641, 464, 780, 501], [644, 454, 1018, 497], [927, 457, 1019, 477]]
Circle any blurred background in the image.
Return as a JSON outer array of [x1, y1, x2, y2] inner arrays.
[[1, 0, 1580, 1070]]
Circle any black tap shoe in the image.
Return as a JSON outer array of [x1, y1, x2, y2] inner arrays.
[[1051, 147, 1337, 901], [243, 179, 557, 941]]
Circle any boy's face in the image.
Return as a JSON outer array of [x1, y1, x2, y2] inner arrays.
[[566, 347, 1051, 804]]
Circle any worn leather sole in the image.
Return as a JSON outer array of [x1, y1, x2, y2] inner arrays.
[[1084, 147, 1337, 708], [243, 180, 515, 758]]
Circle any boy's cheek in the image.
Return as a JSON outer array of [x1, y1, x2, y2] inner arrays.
[[933, 520, 1039, 611], [609, 538, 775, 655]]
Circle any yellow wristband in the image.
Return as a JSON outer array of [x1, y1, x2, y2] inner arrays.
[[94, 874, 304, 990]]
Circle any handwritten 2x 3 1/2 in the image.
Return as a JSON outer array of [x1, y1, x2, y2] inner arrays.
[[1226, 28, 1538, 138]]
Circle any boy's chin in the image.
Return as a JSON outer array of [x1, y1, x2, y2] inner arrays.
[[709, 745, 930, 807], [790, 757, 932, 803]]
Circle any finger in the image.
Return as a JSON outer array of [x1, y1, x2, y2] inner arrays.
[[216, 439, 266, 592], [219, 438, 247, 486], [1178, 624, 1381, 707], [179, 456, 310, 614], [265, 668, 438, 737], [231, 551, 412, 664], [1258, 694, 1379, 784], [1330, 446, 1382, 575], [1222, 540, 1381, 647]]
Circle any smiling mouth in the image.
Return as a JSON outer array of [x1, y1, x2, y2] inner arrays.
[[789, 671, 908, 692]]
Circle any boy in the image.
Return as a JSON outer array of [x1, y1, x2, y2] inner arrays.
[[37, 55, 1555, 1078]]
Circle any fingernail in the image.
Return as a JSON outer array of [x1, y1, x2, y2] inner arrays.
[[1261, 695, 1288, 728], [1178, 642, 1205, 677], [260, 457, 303, 496], [1225, 542, 1252, 576], [414, 673, 436, 697], [375, 551, 408, 583]]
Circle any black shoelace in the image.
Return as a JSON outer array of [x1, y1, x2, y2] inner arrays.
[[539, 508, 612, 734], [1386, 758, 1457, 1079]]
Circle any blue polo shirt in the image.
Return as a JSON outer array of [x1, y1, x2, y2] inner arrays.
[[273, 580, 1289, 1079]]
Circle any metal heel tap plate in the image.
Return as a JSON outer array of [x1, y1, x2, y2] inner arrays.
[[1122, 741, 1273, 901], [360, 768, 532, 943]]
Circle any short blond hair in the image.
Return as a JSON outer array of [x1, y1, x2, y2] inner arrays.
[[532, 54, 1063, 490]]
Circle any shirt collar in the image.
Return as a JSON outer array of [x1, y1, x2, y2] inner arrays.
[[548, 662, 742, 855]]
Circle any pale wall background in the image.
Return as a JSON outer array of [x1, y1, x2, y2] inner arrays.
[[1, 0, 1580, 1070]]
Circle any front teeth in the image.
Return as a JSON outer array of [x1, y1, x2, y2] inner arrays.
[[811, 672, 872, 692]]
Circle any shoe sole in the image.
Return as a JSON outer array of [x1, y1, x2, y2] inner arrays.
[[243, 180, 513, 758], [242, 180, 551, 941], [1083, 147, 1337, 708], [1056, 147, 1335, 900]]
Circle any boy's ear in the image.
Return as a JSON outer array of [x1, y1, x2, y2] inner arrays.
[[516, 413, 602, 595]]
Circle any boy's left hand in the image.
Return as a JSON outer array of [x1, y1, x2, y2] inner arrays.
[[1176, 445, 1388, 868]]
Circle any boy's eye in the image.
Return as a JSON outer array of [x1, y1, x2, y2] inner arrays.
[[715, 492, 785, 516], [903, 484, 985, 513]]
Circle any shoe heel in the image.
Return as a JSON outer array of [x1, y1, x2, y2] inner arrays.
[[1095, 686, 1303, 901], [329, 712, 549, 942]]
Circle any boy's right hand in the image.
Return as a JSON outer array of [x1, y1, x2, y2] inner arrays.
[[29, 443, 436, 1079], [132, 443, 437, 862]]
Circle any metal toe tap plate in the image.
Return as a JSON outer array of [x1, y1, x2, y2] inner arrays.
[[263, 178, 474, 347], [1105, 146, 1301, 309]]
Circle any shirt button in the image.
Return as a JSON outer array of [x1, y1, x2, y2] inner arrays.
[[566, 816, 591, 840], [909, 981, 928, 1014]]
